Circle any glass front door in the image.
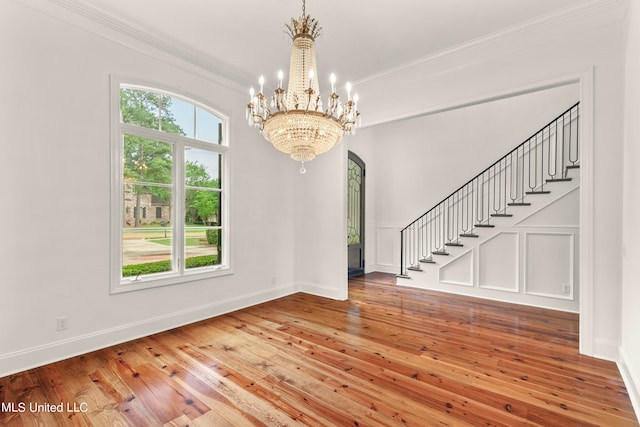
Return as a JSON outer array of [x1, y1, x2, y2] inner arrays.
[[348, 152, 365, 278]]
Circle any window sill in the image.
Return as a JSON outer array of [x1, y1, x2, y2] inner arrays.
[[110, 266, 233, 294]]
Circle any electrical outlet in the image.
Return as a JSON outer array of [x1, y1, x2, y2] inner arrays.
[[562, 284, 571, 294], [57, 317, 68, 331]]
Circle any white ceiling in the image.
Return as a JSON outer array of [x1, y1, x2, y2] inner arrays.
[[73, 0, 592, 87]]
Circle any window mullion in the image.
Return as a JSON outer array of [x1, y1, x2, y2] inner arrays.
[[122, 123, 228, 154], [174, 142, 185, 275]]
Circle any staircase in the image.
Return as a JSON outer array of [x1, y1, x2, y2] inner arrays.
[[397, 103, 580, 295]]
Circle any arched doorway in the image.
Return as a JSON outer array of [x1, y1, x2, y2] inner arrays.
[[348, 151, 365, 278]]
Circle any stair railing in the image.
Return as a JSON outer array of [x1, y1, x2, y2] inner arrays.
[[399, 102, 580, 277]]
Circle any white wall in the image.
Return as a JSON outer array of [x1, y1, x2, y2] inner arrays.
[[0, 1, 300, 376], [351, 1, 626, 361], [621, 0, 640, 416], [293, 142, 349, 301]]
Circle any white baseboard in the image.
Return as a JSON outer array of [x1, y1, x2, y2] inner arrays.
[[298, 281, 348, 301], [591, 338, 620, 362], [619, 347, 640, 423], [0, 283, 297, 377]]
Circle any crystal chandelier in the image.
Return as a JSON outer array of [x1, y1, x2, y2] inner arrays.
[[246, 0, 360, 173]]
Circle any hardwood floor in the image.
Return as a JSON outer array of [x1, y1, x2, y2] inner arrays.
[[1, 273, 637, 426]]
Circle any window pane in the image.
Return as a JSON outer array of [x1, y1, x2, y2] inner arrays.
[[185, 189, 220, 226], [123, 135, 173, 184], [122, 228, 173, 277], [185, 227, 221, 269], [120, 88, 160, 130], [123, 184, 172, 227], [196, 107, 222, 143], [185, 148, 220, 188], [163, 96, 193, 138]]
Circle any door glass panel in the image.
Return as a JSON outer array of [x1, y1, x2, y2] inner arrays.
[[348, 158, 362, 245]]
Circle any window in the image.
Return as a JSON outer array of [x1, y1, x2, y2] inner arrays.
[[110, 79, 229, 293]]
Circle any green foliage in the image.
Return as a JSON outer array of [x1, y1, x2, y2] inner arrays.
[[122, 255, 218, 277], [185, 255, 217, 269], [120, 88, 220, 226], [121, 88, 184, 224], [120, 88, 185, 135], [122, 260, 171, 277], [206, 229, 219, 245], [185, 160, 220, 225]]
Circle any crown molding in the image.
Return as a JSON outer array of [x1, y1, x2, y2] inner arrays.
[[354, 0, 627, 86], [10, 0, 251, 94]]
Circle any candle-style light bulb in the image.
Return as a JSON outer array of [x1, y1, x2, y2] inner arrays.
[[249, 86, 255, 100], [277, 70, 284, 88], [259, 75, 265, 94], [346, 82, 352, 101], [330, 73, 336, 93], [309, 69, 315, 88]]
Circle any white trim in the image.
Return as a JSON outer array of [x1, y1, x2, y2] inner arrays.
[[619, 347, 640, 422], [578, 67, 595, 356], [439, 248, 474, 287], [523, 232, 575, 300], [361, 73, 582, 129], [376, 226, 398, 268], [297, 281, 349, 301], [0, 283, 298, 378], [592, 338, 621, 362], [477, 232, 520, 293], [513, 187, 580, 228]]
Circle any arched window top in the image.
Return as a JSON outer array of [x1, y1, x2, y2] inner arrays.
[[111, 79, 230, 294], [120, 85, 224, 145]]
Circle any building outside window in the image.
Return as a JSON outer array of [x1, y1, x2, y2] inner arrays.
[[110, 78, 230, 293]]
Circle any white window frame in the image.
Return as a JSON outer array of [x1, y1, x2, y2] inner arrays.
[[110, 76, 232, 294]]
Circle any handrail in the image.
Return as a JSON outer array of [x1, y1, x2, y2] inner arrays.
[[400, 101, 580, 233], [399, 102, 580, 277]]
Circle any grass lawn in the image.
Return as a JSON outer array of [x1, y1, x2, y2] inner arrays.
[[149, 237, 207, 246]]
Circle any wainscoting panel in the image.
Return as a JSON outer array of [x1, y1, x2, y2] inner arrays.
[[439, 250, 473, 287], [478, 232, 519, 292], [516, 188, 579, 228], [525, 232, 574, 299], [376, 227, 396, 268]]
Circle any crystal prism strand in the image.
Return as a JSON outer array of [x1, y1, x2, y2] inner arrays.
[[286, 36, 320, 111]]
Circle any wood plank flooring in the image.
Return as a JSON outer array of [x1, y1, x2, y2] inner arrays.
[[1, 272, 637, 426]]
